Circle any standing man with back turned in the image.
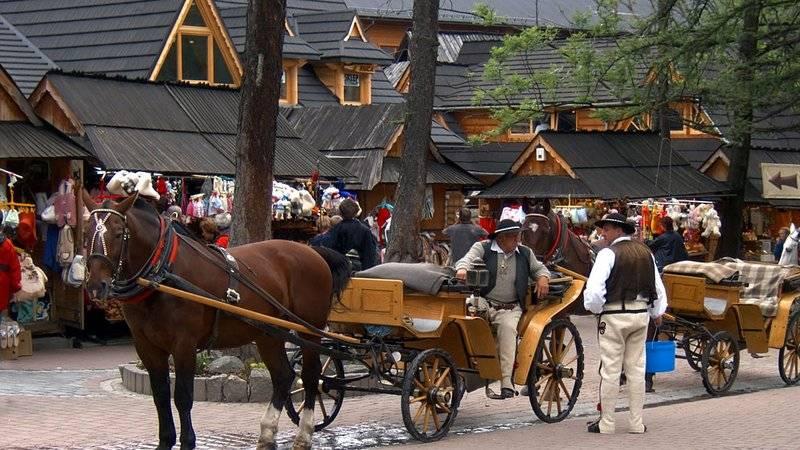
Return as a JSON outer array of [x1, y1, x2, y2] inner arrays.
[[443, 207, 488, 264], [584, 213, 667, 434]]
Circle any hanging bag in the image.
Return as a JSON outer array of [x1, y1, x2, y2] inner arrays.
[[65, 255, 86, 287], [16, 255, 47, 301], [57, 225, 75, 267]]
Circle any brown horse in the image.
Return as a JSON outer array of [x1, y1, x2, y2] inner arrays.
[[521, 202, 594, 277], [82, 192, 351, 450]]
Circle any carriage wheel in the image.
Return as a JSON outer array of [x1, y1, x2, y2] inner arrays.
[[527, 318, 584, 423], [400, 348, 461, 442], [701, 331, 739, 396], [779, 311, 800, 385], [682, 334, 706, 372], [285, 350, 345, 432]]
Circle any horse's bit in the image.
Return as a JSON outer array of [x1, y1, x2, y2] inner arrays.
[[87, 208, 130, 285]]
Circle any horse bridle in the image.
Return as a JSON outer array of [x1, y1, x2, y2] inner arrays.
[[87, 208, 130, 285], [526, 212, 565, 264]]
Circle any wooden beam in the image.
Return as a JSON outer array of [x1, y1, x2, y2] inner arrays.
[[136, 278, 362, 344], [0, 67, 41, 125]]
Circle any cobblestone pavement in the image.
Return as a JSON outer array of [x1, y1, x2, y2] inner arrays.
[[1, 315, 796, 449]]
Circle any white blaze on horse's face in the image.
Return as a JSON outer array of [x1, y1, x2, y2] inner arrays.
[[780, 223, 800, 266]]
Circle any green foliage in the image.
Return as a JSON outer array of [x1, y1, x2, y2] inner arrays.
[[195, 351, 214, 375]]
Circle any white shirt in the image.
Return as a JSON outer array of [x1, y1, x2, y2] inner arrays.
[[583, 236, 667, 318]]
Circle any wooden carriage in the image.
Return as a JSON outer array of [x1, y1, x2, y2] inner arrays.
[[661, 263, 800, 395], [302, 274, 588, 440]]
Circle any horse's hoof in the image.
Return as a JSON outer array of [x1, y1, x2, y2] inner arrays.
[[292, 441, 312, 450], [256, 442, 277, 450], [179, 443, 196, 450], [155, 445, 174, 450]]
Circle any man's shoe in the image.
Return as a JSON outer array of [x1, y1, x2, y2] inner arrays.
[[501, 387, 516, 399], [629, 425, 647, 434], [587, 420, 601, 433]]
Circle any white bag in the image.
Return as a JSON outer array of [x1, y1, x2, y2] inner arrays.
[[57, 225, 75, 267], [65, 255, 86, 287], [41, 205, 57, 224], [16, 255, 47, 301]]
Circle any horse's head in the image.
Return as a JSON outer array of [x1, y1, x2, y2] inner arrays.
[[82, 190, 139, 301], [780, 223, 800, 265], [522, 212, 554, 259]]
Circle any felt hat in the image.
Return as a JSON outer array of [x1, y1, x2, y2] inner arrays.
[[488, 219, 522, 239], [595, 212, 636, 234]]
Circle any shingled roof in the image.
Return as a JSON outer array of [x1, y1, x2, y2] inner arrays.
[[285, 103, 478, 189], [0, 0, 183, 79], [40, 73, 349, 177], [434, 38, 648, 110], [292, 10, 391, 64], [480, 131, 728, 199], [0, 14, 57, 96]]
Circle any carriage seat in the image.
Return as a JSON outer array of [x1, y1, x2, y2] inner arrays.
[[355, 263, 458, 296]]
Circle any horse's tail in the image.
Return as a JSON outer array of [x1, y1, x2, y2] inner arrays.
[[311, 246, 352, 304]]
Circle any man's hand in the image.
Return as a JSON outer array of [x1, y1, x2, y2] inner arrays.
[[653, 316, 663, 327], [456, 268, 467, 281], [536, 276, 549, 297]]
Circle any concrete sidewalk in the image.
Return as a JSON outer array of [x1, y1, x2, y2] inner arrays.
[[1, 315, 796, 449]]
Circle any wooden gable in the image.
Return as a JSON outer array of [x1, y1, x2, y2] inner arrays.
[[512, 135, 575, 177], [384, 125, 446, 163], [28, 78, 82, 136], [151, 0, 243, 86], [344, 16, 367, 42], [0, 68, 38, 123]]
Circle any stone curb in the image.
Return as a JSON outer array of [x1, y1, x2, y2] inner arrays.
[[118, 364, 272, 403]]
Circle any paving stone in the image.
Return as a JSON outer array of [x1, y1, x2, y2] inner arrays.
[[223, 375, 248, 402]]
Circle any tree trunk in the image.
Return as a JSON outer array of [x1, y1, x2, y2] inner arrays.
[[718, 1, 760, 257], [229, 0, 285, 246], [384, 0, 439, 263]]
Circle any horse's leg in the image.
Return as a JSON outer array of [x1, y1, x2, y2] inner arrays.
[[255, 336, 293, 450], [172, 348, 197, 450], [136, 339, 176, 449], [293, 342, 322, 450]]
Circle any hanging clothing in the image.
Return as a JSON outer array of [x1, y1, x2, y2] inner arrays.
[[0, 235, 22, 312]]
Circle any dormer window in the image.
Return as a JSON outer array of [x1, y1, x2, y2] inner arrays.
[[280, 62, 299, 105], [344, 74, 361, 103], [153, 1, 239, 86], [509, 120, 534, 136], [280, 70, 287, 100]]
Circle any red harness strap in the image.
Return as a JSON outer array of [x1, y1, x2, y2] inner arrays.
[[543, 214, 562, 262], [122, 219, 180, 305]]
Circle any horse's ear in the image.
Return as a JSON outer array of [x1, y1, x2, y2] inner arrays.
[[792, 223, 797, 234], [82, 189, 98, 212], [114, 192, 139, 214]]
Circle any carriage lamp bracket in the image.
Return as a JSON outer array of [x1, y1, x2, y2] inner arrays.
[[466, 259, 490, 290]]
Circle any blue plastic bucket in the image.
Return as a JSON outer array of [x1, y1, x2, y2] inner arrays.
[[645, 340, 676, 373]]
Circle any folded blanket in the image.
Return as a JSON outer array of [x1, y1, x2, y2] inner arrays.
[[356, 263, 456, 295]]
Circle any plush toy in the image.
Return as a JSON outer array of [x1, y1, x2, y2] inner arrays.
[[274, 195, 292, 221], [295, 186, 316, 216], [701, 207, 722, 237]]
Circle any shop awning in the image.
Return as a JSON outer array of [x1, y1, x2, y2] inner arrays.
[[0, 122, 91, 160]]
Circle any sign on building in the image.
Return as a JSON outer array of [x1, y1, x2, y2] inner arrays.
[[761, 163, 800, 199]]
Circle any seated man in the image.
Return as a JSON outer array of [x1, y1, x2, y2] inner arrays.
[[454, 219, 550, 398]]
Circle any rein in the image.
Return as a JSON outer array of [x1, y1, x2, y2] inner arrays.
[[527, 212, 565, 263]]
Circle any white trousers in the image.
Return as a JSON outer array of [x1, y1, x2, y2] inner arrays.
[[487, 305, 522, 390], [597, 311, 649, 434]]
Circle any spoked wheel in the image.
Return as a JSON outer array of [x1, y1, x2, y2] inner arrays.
[[285, 350, 345, 431], [701, 331, 740, 396], [779, 311, 800, 385], [527, 318, 584, 423], [400, 348, 461, 442], [683, 334, 707, 372]]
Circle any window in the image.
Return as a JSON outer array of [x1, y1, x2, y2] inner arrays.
[[153, 1, 236, 85], [666, 107, 684, 131], [344, 73, 361, 103], [509, 120, 533, 135], [280, 70, 287, 100], [557, 111, 576, 131]]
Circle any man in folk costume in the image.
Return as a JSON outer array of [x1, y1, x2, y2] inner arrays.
[[455, 219, 550, 398], [584, 213, 667, 434]]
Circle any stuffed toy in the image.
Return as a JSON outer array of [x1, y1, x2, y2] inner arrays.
[[701, 207, 722, 237], [296, 186, 316, 216], [274, 195, 292, 220]]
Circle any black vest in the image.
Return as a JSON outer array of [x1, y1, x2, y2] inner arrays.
[[605, 240, 657, 310], [479, 241, 532, 308]]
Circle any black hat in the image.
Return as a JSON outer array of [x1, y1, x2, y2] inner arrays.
[[489, 219, 522, 239], [595, 212, 636, 234]]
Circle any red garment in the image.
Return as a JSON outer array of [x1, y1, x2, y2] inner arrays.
[[0, 238, 22, 312], [376, 207, 391, 245], [215, 234, 230, 249], [479, 217, 496, 236]]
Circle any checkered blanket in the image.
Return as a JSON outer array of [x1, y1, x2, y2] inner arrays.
[[664, 258, 789, 317], [717, 258, 785, 317], [663, 260, 738, 283]]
